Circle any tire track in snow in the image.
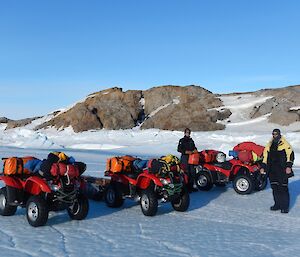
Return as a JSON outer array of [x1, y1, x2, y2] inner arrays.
[[77, 228, 120, 250], [0, 245, 35, 257], [50, 226, 69, 257], [176, 203, 300, 233], [137, 223, 201, 257], [0, 228, 39, 257], [0, 228, 16, 248], [138, 223, 151, 240], [160, 241, 202, 257]]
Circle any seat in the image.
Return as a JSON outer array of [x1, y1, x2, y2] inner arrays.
[[124, 172, 140, 179]]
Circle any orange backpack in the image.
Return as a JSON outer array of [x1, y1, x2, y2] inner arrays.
[[106, 155, 136, 173], [188, 153, 201, 165], [2, 156, 36, 175]]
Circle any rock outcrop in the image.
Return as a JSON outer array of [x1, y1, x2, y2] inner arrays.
[[36, 88, 143, 132], [5, 84, 300, 133], [5, 117, 42, 130], [250, 85, 300, 125], [0, 117, 11, 123], [141, 85, 227, 131], [36, 85, 229, 132]]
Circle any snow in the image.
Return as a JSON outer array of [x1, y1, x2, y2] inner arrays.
[[214, 94, 274, 126], [0, 92, 299, 256], [147, 97, 180, 118], [290, 106, 300, 111], [139, 97, 145, 107], [0, 145, 299, 257]]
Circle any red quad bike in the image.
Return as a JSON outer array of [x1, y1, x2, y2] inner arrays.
[[189, 150, 267, 195], [104, 161, 190, 216], [0, 161, 89, 227]]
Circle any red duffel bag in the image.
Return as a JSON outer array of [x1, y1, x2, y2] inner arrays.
[[188, 153, 201, 165], [199, 150, 220, 163], [237, 150, 253, 163], [50, 163, 80, 178]]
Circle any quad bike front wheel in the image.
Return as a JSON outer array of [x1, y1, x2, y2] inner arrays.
[[0, 187, 17, 216], [104, 182, 124, 208], [67, 193, 89, 220], [140, 189, 158, 216], [26, 196, 49, 227], [233, 174, 253, 195], [196, 171, 213, 191], [171, 187, 190, 212]]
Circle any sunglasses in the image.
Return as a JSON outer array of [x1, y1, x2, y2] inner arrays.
[[272, 133, 279, 136]]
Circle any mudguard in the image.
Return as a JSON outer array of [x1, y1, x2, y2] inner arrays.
[[232, 165, 251, 177], [0, 175, 23, 189], [111, 173, 135, 185], [136, 173, 163, 189], [24, 176, 51, 195]]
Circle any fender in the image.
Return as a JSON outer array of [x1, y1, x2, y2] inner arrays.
[[0, 176, 23, 189], [232, 165, 250, 177], [24, 176, 51, 195], [111, 174, 137, 186], [136, 173, 163, 189]]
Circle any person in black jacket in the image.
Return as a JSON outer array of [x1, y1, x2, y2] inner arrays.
[[260, 129, 294, 213], [177, 128, 198, 192]]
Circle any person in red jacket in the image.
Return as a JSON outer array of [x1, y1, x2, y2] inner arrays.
[[177, 128, 198, 192]]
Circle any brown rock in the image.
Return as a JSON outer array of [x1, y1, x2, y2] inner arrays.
[[141, 86, 225, 131], [0, 117, 11, 123], [37, 88, 143, 132], [250, 85, 300, 125], [5, 116, 42, 130], [142, 102, 224, 131]]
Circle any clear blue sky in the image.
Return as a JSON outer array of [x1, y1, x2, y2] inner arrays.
[[0, 0, 300, 119]]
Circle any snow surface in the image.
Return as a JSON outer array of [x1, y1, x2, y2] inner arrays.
[[0, 146, 299, 257], [0, 93, 299, 256], [290, 106, 300, 111]]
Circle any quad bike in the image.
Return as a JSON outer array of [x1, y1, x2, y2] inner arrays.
[[189, 151, 267, 195], [0, 166, 89, 227], [104, 164, 190, 216]]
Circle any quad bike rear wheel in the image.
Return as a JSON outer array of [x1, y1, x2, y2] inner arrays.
[[233, 174, 253, 195], [0, 187, 17, 216], [104, 182, 124, 208], [67, 193, 89, 220], [26, 196, 49, 227], [140, 189, 158, 216], [171, 187, 190, 212], [196, 171, 213, 191]]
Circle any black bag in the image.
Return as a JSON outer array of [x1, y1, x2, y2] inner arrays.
[[148, 159, 169, 174]]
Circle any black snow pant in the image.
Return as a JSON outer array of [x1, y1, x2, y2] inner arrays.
[[268, 164, 290, 210], [181, 154, 196, 189]]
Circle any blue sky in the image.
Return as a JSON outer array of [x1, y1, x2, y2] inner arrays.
[[0, 0, 300, 119]]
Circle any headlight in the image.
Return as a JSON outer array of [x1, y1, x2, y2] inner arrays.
[[196, 165, 202, 172], [51, 184, 60, 191], [160, 179, 169, 185], [216, 152, 226, 163]]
